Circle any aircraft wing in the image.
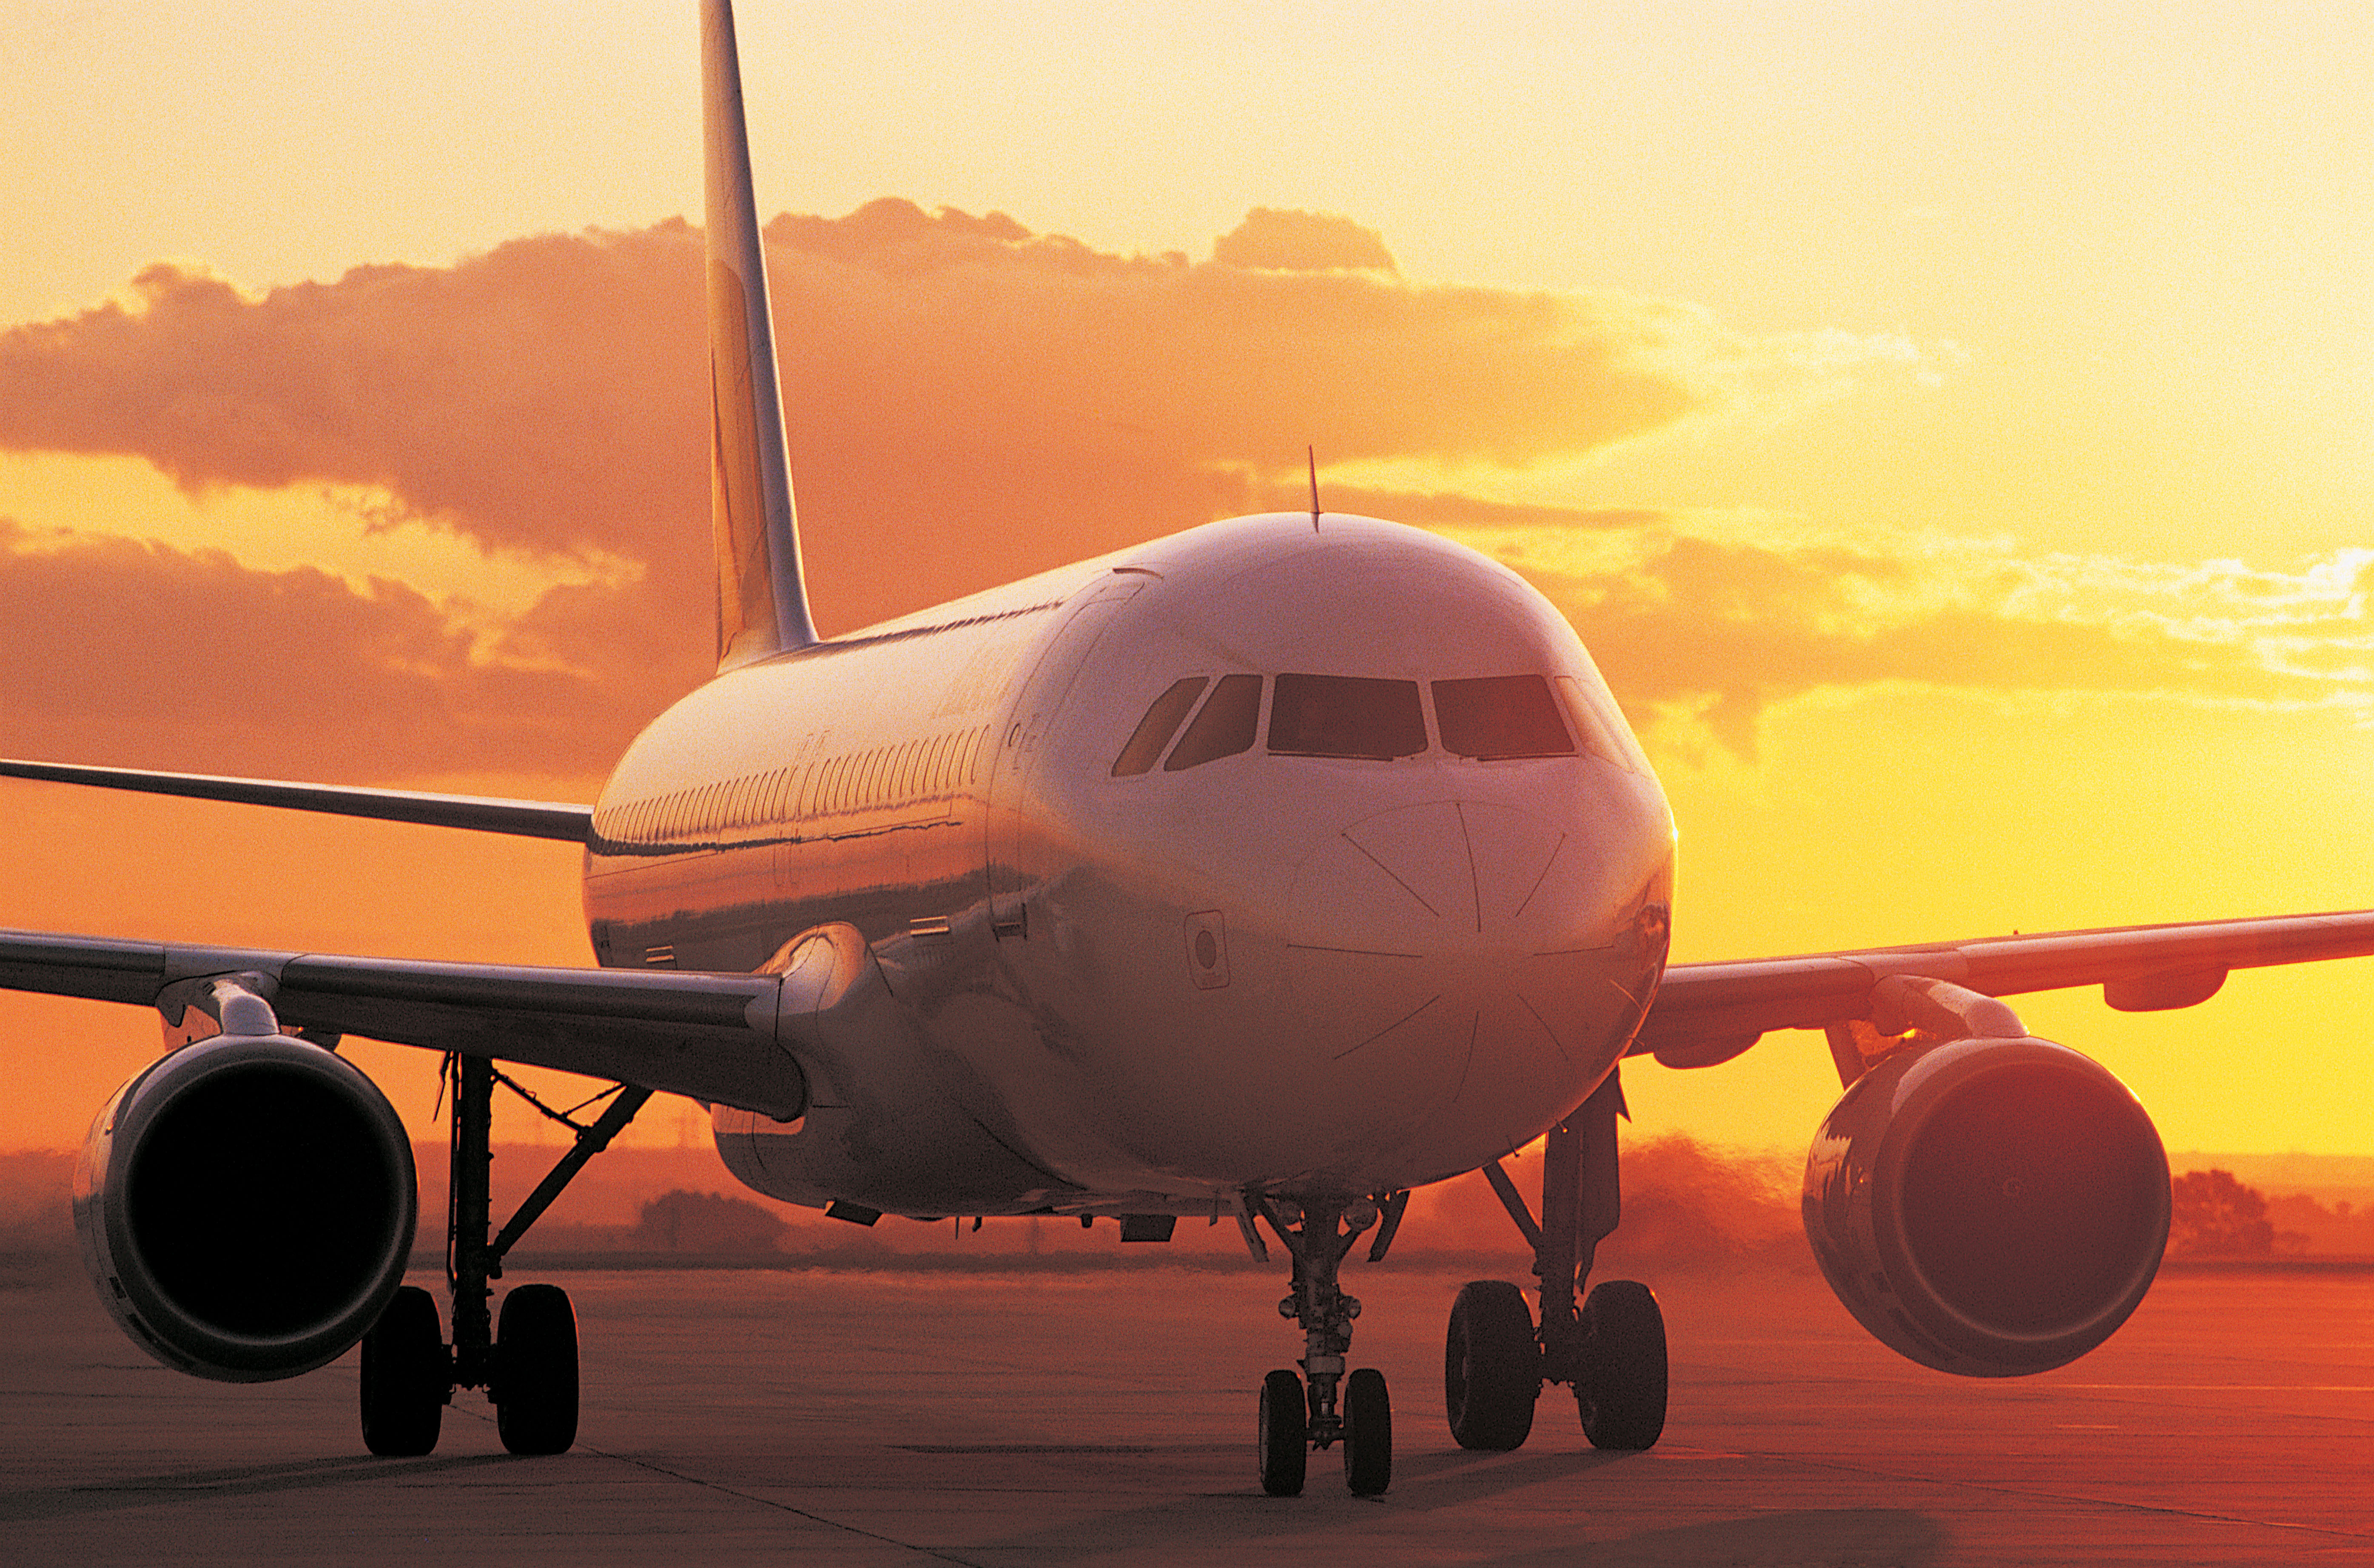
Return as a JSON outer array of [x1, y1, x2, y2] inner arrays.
[[0, 929, 802, 1118], [0, 760, 592, 842], [1631, 908, 2374, 1068]]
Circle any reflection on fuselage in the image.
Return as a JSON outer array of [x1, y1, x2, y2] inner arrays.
[[583, 515, 1677, 1216]]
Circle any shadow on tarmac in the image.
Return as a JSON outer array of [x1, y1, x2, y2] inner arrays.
[[1478, 1507, 1946, 1567], [945, 1437, 1944, 1566], [954, 1445, 1632, 1559], [0, 1451, 523, 1525]]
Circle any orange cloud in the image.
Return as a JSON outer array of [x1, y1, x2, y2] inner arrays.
[[0, 520, 629, 779], [0, 202, 1735, 777], [1509, 533, 2338, 755], [1211, 208, 1396, 272], [0, 202, 1706, 635], [0, 200, 2332, 782]]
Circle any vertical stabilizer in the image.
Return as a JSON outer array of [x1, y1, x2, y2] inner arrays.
[[702, 0, 818, 667]]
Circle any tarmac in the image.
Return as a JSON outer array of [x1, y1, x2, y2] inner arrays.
[[2, 1255, 2366, 1565]]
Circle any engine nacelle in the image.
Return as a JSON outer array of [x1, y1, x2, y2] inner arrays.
[[1803, 1036, 2169, 1377], [75, 1034, 418, 1383]]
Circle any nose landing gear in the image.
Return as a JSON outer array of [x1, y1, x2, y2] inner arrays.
[[1449, 1068, 1668, 1454], [1256, 1368, 1307, 1496], [1251, 1194, 1395, 1496]]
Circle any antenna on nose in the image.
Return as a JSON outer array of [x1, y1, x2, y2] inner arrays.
[[1307, 446, 1321, 533]]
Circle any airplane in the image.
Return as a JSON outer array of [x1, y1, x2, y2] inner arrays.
[[5, 0, 2373, 1500]]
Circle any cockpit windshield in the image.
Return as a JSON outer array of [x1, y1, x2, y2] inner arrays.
[[1269, 674, 1427, 761], [1112, 668, 1630, 774], [1432, 674, 1574, 760]]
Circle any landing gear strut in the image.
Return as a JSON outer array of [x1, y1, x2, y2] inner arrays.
[[359, 1053, 649, 1457], [1447, 1068, 1667, 1452], [1251, 1194, 1395, 1496]]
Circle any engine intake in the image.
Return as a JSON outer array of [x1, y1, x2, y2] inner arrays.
[[75, 1034, 418, 1383], [1803, 1036, 2169, 1377]]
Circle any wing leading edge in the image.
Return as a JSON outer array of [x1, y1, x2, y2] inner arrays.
[[16, 904, 2370, 1113], [1634, 908, 2374, 1068], [0, 928, 800, 1118], [0, 760, 592, 842]]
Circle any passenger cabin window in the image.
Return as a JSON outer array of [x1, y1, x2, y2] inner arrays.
[[1433, 675, 1575, 760], [1269, 674, 1427, 761], [1113, 677, 1208, 776], [1164, 673, 1263, 770]]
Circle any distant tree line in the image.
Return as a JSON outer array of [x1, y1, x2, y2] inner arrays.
[[2167, 1169, 2291, 1258], [632, 1189, 788, 1253]]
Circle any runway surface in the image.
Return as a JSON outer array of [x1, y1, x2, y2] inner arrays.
[[3, 1256, 2367, 1565]]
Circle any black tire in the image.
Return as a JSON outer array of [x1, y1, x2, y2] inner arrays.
[[1257, 1369, 1307, 1497], [1341, 1367, 1392, 1496], [360, 1285, 448, 1457], [495, 1283, 580, 1456], [1445, 1280, 1539, 1451], [1577, 1279, 1667, 1451]]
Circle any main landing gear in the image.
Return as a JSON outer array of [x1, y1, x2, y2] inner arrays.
[[1249, 1192, 1406, 1496], [359, 1053, 649, 1457], [1446, 1069, 1667, 1454]]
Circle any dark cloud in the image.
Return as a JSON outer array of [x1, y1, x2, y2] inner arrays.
[[1212, 208, 1396, 272]]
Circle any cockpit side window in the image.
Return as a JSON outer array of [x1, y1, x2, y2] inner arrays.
[[1433, 675, 1576, 760], [1112, 677, 1208, 776], [1268, 674, 1428, 760], [1554, 674, 1650, 773], [1163, 673, 1264, 770]]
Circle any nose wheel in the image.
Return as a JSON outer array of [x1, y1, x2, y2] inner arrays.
[[1250, 1195, 1395, 1496], [1255, 1364, 1395, 1497], [1256, 1369, 1307, 1495], [1341, 1366, 1392, 1495]]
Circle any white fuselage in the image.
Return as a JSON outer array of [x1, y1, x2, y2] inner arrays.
[[582, 514, 1676, 1217]]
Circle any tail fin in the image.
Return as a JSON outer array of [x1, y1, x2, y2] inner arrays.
[[702, 0, 818, 667]]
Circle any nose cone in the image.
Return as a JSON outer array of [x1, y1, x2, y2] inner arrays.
[[1287, 800, 1657, 1172]]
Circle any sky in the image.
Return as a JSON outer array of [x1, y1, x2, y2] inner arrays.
[[0, 0, 2369, 1162]]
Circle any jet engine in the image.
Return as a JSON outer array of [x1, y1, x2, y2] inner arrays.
[[1802, 1035, 2169, 1377], [75, 1033, 418, 1383]]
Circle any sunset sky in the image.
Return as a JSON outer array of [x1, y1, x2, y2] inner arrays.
[[1, 0, 2369, 1163]]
